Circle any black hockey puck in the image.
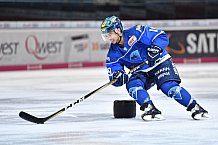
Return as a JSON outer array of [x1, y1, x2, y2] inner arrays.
[[113, 100, 136, 118]]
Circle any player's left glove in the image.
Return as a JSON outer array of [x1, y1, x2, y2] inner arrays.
[[112, 70, 129, 87], [147, 44, 163, 67]]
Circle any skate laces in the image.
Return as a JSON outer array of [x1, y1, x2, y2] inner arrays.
[[191, 104, 200, 113], [144, 104, 153, 112]]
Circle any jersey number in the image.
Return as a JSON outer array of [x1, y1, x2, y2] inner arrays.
[[107, 68, 112, 75], [149, 27, 158, 33]]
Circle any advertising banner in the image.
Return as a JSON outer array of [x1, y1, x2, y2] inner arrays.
[[0, 19, 218, 71], [0, 29, 109, 68], [166, 30, 218, 58], [0, 30, 65, 65]]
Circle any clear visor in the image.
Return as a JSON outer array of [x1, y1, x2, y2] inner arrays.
[[101, 30, 115, 42], [101, 33, 110, 42]]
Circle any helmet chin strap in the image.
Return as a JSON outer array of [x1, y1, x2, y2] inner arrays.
[[117, 35, 122, 44], [114, 29, 123, 45]]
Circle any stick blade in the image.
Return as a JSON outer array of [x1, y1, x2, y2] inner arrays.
[[19, 111, 45, 124]]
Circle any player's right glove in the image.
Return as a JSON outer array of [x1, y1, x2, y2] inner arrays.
[[112, 70, 129, 87], [147, 44, 163, 67]]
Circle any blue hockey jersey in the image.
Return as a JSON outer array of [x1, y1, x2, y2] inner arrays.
[[106, 24, 171, 80]]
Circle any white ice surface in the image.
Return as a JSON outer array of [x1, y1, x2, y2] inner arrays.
[[0, 63, 218, 145]]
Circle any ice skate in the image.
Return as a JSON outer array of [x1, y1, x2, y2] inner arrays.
[[140, 102, 165, 121], [188, 103, 211, 120]]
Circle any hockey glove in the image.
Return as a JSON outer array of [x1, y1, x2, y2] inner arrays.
[[147, 44, 163, 67], [112, 70, 129, 87]]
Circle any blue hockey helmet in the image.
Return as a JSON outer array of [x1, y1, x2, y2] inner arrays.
[[101, 16, 123, 34], [101, 16, 123, 42]]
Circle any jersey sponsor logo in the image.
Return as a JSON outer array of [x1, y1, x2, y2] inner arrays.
[[130, 50, 142, 61], [155, 67, 170, 76], [157, 72, 170, 80], [128, 35, 137, 46], [155, 67, 171, 80], [147, 47, 160, 53]]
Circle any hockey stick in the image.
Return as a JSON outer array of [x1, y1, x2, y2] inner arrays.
[[19, 61, 147, 124]]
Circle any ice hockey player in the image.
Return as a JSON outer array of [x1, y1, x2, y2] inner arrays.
[[100, 15, 210, 121]]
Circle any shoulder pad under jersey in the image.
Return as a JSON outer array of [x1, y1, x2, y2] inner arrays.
[[125, 25, 146, 40]]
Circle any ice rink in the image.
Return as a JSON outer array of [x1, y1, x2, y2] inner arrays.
[[0, 63, 218, 145]]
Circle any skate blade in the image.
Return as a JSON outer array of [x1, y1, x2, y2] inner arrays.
[[142, 114, 165, 121], [202, 113, 211, 119], [193, 113, 211, 120]]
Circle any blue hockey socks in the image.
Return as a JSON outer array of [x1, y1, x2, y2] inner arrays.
[[161, 81, 194, 107], [128, 86, 151, 106]]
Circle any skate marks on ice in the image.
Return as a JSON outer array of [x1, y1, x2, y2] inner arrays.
[[49, 113, 114, 123], [29, 118, 218, 145], [0, 65, 218, 145], [1, 117, 218, 145]]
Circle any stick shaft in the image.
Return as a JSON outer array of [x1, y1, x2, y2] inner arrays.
[[19, 61, 147, 124]]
